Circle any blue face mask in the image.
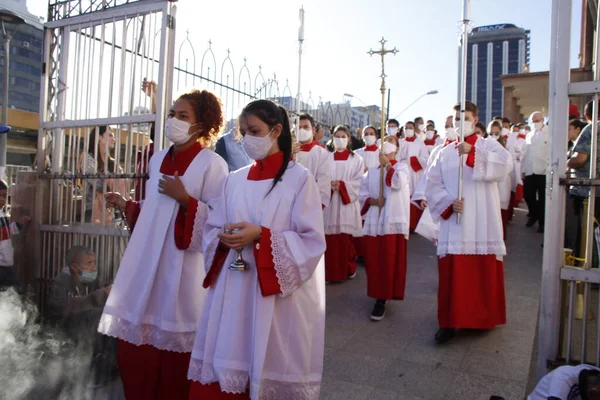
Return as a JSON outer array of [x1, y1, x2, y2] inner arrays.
[[80, 270, 98, 284]]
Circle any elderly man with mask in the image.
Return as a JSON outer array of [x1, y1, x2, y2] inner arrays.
[[522, 111, 549, 233]]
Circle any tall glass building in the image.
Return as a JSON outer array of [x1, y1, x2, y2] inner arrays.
[[458, 24, 530, 124]]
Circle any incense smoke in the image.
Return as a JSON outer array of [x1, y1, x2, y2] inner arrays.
[[0, 289, 107, 400]]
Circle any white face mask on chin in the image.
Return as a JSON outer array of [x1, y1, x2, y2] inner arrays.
[[454, 120, 474, 137], [333, 137, 348, 150], [383, 141, 397, 155], [387, 127, 399, 136], [404, 129, 415, 138], [445, 128, 457, 140], [242, 128, 275, 161], [425, 130, 435, 140]]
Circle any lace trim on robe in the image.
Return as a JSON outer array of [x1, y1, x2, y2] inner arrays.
[[362, 222, 409, 237], [97, 314, 195, 353], [472, 140, 488, 181], [271, 231, 303, 298], [429, 194, 456, 223], [203, 231, 221, 274], [189, 202, 210, 252], [437, 241, 506, 256], [187, 359, 322, 400]]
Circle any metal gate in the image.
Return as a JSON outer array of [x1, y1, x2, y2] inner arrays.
[[538, 0, 600, 380], [35, 0, 176, 311]]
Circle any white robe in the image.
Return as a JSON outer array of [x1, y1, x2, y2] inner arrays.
[[296, 145, 332, 208], [189, 162, 326, 400], [355, 147, 380, 170], [98, 149, 227, 352], [401, 138, 429, 195], [498, 168, 513, 210], [359, 163, 411, 238], [506, 133, 526, 190], [324, 152, 364, 236], [425, 137, 513, 257]]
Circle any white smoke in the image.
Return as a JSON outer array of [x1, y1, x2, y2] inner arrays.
[[0, 289, 109, 400]]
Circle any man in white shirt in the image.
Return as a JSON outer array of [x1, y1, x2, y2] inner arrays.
[[528, 364, 600, 400], [522, 111, 548, 233]]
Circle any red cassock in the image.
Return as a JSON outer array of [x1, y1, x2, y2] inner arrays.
[[118, 143, 204, 400], [360, 160, 410, 300], [409, 203, 424, 231], [434, 134, 508, 330]]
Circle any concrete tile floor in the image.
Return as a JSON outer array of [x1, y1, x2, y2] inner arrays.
[[320, 209, 542, 400]]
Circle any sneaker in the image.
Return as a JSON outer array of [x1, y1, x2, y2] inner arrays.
[[348, 271, 357, 279], [370, 300, 386, 321]]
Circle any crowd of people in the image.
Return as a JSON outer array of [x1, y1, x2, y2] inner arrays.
[[2, 75, 594, 399]]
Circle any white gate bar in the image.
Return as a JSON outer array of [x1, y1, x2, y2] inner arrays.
[[569, 81, 600, 96], [46, 0, 168, 30], [43, 114, 156, 129], [560, 266, 600, 284], [537, 0, 572, 381]]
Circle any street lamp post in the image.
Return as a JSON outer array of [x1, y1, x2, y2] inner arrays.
[[392, 90, 439, 120], [0, 9, 24, 179]]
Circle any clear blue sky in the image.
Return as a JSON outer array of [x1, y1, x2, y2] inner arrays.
[[26, 0, 580, 127]]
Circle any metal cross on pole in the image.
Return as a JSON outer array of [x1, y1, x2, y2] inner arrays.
[[368, 37, 397, 201]]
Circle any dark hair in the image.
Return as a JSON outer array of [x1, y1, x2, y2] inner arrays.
[[426, 123, 435, 130], [88, 125, 115, 173], [299, 113, 316, 129], [570, 119, 587, 131], [66, 245, 95, 267], [332, 125, 354, 155], [492, 116, 502, 121], [387, 118, 400, 127], [475, 121, 487, 137], [585, 100, 599, 120], [405, 121, 415, 129], [363, 125, 377, 136], [487, 120, 506, 146], [0, 179, 7, 191], [414, 117, 424, 123], [427, 120, 435, 126], [176, 89, 223, 146], [579, 368, 600, 400], [240, 100, 292, 194], [502, 117, 511, 124], [454, 101, 479, 117]]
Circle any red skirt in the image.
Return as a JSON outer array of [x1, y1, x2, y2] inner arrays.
[[325, 233, 357, 282], [410, 203, 424, 230], [189, 382, 250, 399], [514, 184, 524, 204], [117, 340, 191, 400], [437, 255, 506, 329], [501, 208, 510, 241], [363, 234, 407, 300]]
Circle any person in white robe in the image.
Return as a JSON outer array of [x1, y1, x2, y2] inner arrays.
[[188, 99, 326, 400], [324, 126, 364, 282], [359, 136, 410, 321], [355, 125, 380, 171], [423, 123, 444, 153], [402, 121, 429, 231], [295, 113, 332, 209], [488, 121, 514, 240], [425, 101, 513, 345], [98, 89, 228, 400]]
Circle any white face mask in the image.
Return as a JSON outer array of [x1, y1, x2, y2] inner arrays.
[[165, 117, 198, 145], [519, 129, 526, 135], [387, 126, 399, 136], [445, 128, 457, 140], [501, 128, 510, 136], [405, 129, 415, 138], [242, 128, 275, 161], [383, 141, 397, 155], [80, 269, 98, 284], [533, 122, 543, 131], [454, 120, 474, 136], [425, 130, 435, 140], [296, 128, 313, 142], [418, 124, 426, 131], [364, 135, 377, 146], [333, 137, 348, 150], [489, 133, 500, 141]]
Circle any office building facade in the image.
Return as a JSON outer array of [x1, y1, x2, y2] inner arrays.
[[458, 23, 530, 123]]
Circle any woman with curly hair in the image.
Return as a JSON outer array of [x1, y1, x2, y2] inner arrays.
[[97, 89, 228, 400]]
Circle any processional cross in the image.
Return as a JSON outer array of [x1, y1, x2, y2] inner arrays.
[[367, 37, 397, 200]]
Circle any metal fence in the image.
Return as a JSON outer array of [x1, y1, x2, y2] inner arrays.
[[33, 0, 365, 313]]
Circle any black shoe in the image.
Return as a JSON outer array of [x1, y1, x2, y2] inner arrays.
[[435, 328, 455, 344], [370, 300, 387, 321], [348, 271, 357, 279], [526, 217, 537, 227]]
